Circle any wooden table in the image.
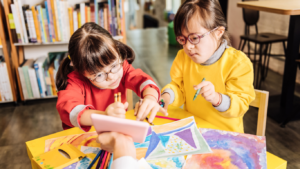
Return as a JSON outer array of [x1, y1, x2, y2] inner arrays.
[[26, 106, 287, 169], [238, 0, 300, 126]]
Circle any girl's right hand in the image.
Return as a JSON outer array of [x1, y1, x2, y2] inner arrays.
[[160, 93, 171, 111], [105, 102, 128, 118]]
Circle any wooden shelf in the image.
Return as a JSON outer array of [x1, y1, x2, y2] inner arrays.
[[2, 0, 127, 102], [13, 36, 124, 46], [0, 100, 14, 104], [25, 96, 57, 101]]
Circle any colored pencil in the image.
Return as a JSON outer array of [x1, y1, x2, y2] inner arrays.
[[100, 151, 108, 169], [117, 92, 121, 102], [108, 154, 113, 169], [103, 153, 111, 169], [193, 77, 206, 101], [155, 115, 180, 121], [96, 150, 105, 169], [87, 150, 102, 169], [114, 93, 117, 102]]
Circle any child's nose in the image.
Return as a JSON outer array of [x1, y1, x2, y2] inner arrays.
[[107, 72, 115, 81], [185, 40, 195, 50]]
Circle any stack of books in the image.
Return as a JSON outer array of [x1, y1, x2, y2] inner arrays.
[[18, 52, 67, 99], [0, 52, 13, 102], [8, 0, 124, 44]]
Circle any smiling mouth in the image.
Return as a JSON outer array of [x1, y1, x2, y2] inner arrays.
[[109, 79, 119, 87]]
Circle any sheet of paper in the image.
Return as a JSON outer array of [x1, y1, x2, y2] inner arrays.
[[144, 116, 211, 159], [182, 128, 267, 169]]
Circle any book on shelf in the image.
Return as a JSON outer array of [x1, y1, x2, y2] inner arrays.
[[34, 56, 47, 97], [25, 10, 38, 43], [9, 0, 124, 45], [22, 59, 35, 98], [17, 52, 66, 100], [0, 62, 13, 102], [8, 13, 19, 43], [15, 0, 29, 43], [11, 4, 23, 43]]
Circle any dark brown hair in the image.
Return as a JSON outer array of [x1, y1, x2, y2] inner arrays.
[[56, 22, 135, 91], [174, 0, 230, 45]]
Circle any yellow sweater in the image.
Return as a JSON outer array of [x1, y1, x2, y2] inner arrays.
[[162, 47, 255, 133]]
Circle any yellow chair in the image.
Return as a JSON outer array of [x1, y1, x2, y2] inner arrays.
[[250, 89, 269, 136], [126, 89, 134, 110], [250, 89, 287, 168]]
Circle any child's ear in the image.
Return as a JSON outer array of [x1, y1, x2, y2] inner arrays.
[[215, 26, 225, 40]]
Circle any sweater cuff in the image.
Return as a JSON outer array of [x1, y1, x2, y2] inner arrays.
[[111, 156, 138, 169], [140, 80, 160, 101], [162, 88, 175, 104], [213, 94, 231, 112], [69, 105, 95, 132]]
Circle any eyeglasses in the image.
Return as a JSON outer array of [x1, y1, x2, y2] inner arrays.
[[87, 60, 124, 83], [176, 27, 219, 45]]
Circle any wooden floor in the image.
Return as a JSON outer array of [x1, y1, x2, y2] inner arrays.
[[1, 28, 300, 168]]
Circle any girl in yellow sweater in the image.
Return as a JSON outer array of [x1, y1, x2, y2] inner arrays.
[[161, 0, 255, 133]]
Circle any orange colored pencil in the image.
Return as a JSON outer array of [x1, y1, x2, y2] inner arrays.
[[114, 94, 118, 103], [117, 92, 121, 102], [103, 153, 111, 169]]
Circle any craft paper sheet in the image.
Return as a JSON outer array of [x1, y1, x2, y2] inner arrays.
[[182, 128, 267, 169]]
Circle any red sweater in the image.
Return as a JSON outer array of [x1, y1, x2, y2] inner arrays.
[[56, 61, 159, 131]]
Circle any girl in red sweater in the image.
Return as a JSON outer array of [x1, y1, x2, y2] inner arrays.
[[56, 23, 166, 132]]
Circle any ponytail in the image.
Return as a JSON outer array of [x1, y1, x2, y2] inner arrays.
[[115, 40, 135, 64], [56, 57, 74, 91]]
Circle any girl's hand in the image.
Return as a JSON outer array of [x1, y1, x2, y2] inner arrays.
[[105, 102, 129, 118], [160, 93, 171, 111], [194, 81, 219, 105], [134, 96, 168, 123]]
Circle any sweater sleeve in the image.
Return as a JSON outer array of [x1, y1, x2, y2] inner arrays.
[[123, 61, 160, 100], [162, 50, 186, 107], [219, 54, 255, 118], [56, 72, 94, 132]]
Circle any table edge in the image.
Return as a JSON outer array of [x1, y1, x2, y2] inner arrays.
[[237, 3, 300, 15]]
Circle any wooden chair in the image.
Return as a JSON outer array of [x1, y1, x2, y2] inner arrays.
[[126, 89, 134, 110], [250, 89, 269, 136]]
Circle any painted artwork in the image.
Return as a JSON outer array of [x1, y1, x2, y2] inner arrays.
[[144, 116, 211, 160], [147, 156, 185, 169], [63, 146, 101, 169], [182, 128, 267, 169], [45, 132, 99, 152]]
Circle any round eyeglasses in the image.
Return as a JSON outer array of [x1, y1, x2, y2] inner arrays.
[[88, 61, 124, 83], [176, 27, 219, 45]]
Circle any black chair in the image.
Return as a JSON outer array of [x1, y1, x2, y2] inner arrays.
[[238, 0, 287, 88]]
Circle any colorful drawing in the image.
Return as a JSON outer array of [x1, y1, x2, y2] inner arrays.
[[182, 128, 267, 169], [45, 132, 99, 152], [147, 156, 185, 169], [144, 117, 211, 159]]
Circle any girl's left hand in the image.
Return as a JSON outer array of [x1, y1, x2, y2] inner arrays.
[[194, 81, 219, 105], [134, 96, 168, 123]]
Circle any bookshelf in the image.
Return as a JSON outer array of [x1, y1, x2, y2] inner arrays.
[[2, 0, 127, 102], [0, 2, 17, 103]]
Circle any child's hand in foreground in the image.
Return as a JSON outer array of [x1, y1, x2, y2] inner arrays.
[[105, 102, 128, 118], [134, 96, 168, 123]]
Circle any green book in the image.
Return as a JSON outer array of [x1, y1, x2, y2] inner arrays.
[[22, 59, 35, 98]]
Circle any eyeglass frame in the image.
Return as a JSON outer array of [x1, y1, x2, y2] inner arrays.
[[87, 59, 124, 83], [176, 27, 219, 45]]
